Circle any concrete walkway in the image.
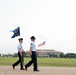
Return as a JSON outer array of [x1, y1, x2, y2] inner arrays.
[[0, 66, 76, 75]]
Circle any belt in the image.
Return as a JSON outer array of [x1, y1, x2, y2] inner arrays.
[[32, 51, 36, 53]]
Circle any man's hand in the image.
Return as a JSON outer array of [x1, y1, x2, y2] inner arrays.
[[24, 51, 27, 55], [20, 52, 22, 56], [30, 47, 32, 56], [30, 52, 32, 56]]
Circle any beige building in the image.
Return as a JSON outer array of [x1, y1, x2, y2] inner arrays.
[[26, 49, 64, 58]]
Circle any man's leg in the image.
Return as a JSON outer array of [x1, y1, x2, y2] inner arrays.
[[12, 52, 20, 69], [25, 55, 33, 70], [13, 60, 20, 66], [20, 56, 23, 69], [33, 52, 37, 71], [26, 55, 33, 67]]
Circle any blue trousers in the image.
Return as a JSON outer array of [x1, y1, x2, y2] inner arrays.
[[13, 52, 24, 69], [25, 51, 38, 70]]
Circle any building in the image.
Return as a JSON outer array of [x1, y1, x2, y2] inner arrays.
[[26, 49, 64, 58]]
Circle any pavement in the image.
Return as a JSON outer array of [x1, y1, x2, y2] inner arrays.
[[0, 66, 76, 75]]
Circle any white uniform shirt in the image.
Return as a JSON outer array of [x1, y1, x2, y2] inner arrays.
[[17, 43, 24, 52], [30, 41, 36, 52]]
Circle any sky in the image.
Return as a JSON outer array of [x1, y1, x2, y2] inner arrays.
[[0, 0, 76, 54]]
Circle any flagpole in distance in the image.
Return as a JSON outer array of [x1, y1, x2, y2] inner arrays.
[[38, 41, 46, 58], [18, 26, 21, 39]]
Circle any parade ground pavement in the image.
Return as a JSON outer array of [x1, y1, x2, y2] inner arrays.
[[0, 66, 76, 75]]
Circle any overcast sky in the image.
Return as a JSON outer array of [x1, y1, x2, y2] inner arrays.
[[0, 0, 76, 54]]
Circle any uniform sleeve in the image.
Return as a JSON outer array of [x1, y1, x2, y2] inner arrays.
[[17, 44, 21, 50], [30, 43, 33, 47]]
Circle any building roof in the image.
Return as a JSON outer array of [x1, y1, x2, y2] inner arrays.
[[26, 49, 64, 54]]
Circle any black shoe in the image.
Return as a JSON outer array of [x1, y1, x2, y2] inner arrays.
[[34, 70, 40, 72], [25, 66, 27, 71], [20, 68, 25, 70], [12, 65, 15, 69]]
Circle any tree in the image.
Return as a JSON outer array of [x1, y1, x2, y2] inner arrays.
[[64, 53, 76, 58], [0, 54, 1, 56], [59, 53, 64, 58]]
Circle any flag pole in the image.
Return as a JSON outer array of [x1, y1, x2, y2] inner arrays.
[[19, 35, 21, 39], [18, 25, 21, 39]]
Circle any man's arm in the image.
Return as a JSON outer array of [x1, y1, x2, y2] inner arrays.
[[19, 50, 22, 56], [30, 47, 32, 56]]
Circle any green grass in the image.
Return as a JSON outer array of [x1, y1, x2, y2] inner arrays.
[[38, 58, 76, 67], [0, 57, 76, 67]]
